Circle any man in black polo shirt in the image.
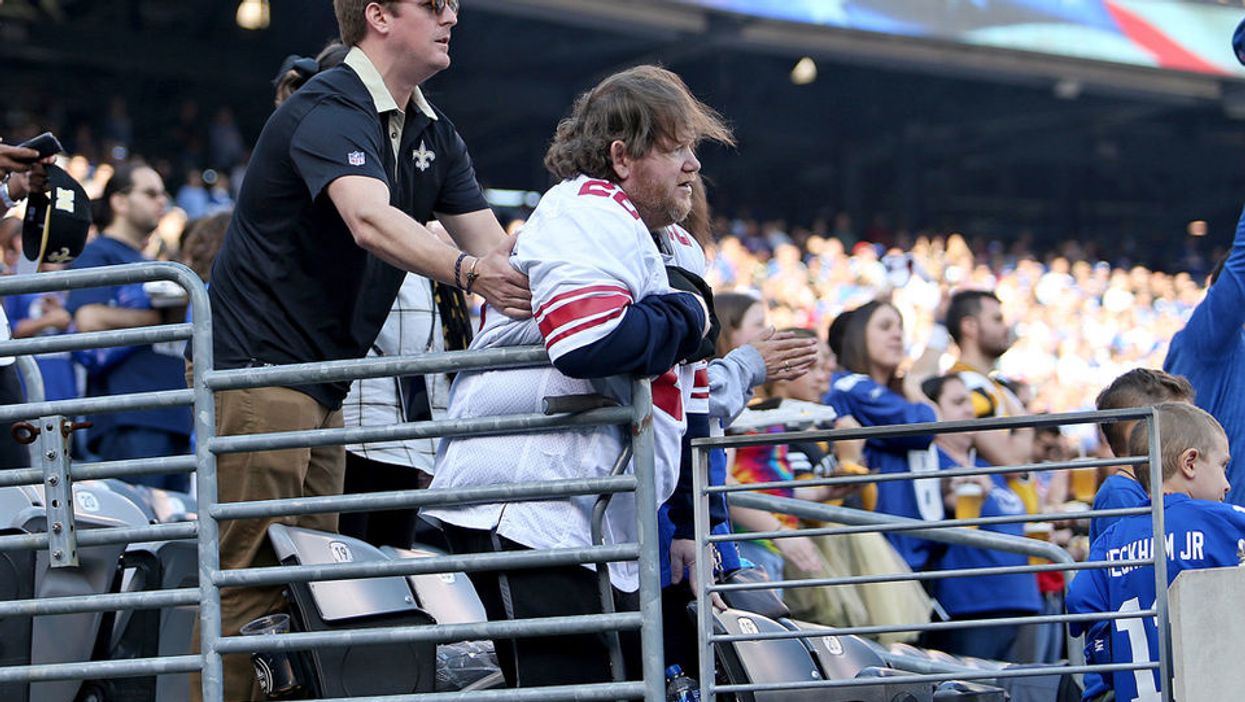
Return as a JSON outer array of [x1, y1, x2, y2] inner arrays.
[[195, 1, 529, 698]]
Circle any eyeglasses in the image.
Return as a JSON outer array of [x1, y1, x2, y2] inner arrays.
[[423, 0, 458, 13], [391, 0, 459, 15], [418, 0, 459, 15]]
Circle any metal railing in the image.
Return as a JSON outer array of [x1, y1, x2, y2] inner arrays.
[[0, 262, 670, 701], [690, 407, 1172, 701]]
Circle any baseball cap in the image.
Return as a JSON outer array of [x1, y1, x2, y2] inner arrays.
[[18, 165, 90, 275]]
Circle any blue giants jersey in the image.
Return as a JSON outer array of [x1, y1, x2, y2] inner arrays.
[[1066, 494, 1245, 701]]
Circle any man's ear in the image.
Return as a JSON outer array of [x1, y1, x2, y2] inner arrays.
[[364, 1, 391, 35], [961, 316, 979, 341], [109, 191, 128, 221], [1179, 447, 1201, 480], [609, 140, 630, 181]]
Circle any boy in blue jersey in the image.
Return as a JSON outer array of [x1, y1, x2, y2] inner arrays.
[[1091, 369, 1195, 543], [1067, 402, 1235, 702]]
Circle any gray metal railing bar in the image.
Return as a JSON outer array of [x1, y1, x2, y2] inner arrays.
[[0, 323, 191, 357], [0, 654, 201, 683], [709, 455, 1144, 494], [72, 454, 198, 480], [0, 586, 199, 618], [709, 557, 1154, 592], [711, 608, 1155, 643], [209, 406, 634, 454], [0, 521, 197, 552], [0, 388, 193, 423], [204, 345, 550, 391], [211, 475, 638, 521], [724, 492, 1078, 563], [714, 662, 1156, 694], [694, 406, 1155, 449], [715, 505, 1150, 542], [314, 682, 646, 702], [0, 454, 197, 488], [215, 543, 640, 588], [215, 612, 643, 655], [0, 466, 41, 487], [0, 262, 196, 295]]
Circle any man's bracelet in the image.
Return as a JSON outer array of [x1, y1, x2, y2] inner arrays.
[[0, 183, 18, 210], [453, 252, 469, 289], [464, 256, 481, 295]]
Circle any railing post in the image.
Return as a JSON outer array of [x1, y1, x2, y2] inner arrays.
[[692, 444, 713, 702], [185, 272, 224, 702], [1149, 409, 1173, 702], [37, 415, 77, 567], [630, 377, 665, 702]]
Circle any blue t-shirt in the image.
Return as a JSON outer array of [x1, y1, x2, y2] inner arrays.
[[825, 371, 941, 569], [932, 460, 1042, 617], [1164, 203, 1245, 505], [4, 292, 77, 402], [65, 236, 191, 444], [1090, 473, 1149, 544], [1067, 494, 1245, 700]]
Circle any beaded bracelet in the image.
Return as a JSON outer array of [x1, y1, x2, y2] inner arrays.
[[453, 252, 470, 289]]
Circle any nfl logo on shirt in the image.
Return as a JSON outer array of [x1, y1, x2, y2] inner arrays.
[[348, 151, 366, 167]]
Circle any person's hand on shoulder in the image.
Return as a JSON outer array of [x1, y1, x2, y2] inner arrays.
[[471, 235, 531, 319]]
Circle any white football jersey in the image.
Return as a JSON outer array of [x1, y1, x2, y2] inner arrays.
[[427, 175, 706, 591]]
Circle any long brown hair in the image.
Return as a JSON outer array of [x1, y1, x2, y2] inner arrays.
[[836, 300, 902, 391], [544, 65, 734, 182], [714, 292, 762, 359]]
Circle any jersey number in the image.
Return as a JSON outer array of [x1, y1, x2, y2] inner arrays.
[[1115, 597, 1161, 702], [578, 180, 641, 220]]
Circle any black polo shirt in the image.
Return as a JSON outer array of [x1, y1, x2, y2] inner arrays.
[[206, 58, 487, 410]]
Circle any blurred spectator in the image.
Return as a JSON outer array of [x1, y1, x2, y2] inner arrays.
[[208, 107, 246, 171], [731, 332, 878, 625], [65, 163, 191, 490], [179, 212, 230, 283], [175, 169, 210, 218], [923, 374, 1041, 660], [6, 261, 77, 402]]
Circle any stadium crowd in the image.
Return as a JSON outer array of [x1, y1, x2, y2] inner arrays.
[[0, 3, 1234, 696]]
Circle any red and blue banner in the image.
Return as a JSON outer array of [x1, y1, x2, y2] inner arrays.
[[679, 0, 1245, 76]]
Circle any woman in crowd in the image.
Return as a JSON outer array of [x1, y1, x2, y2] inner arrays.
[[825, 300, 943, 571]]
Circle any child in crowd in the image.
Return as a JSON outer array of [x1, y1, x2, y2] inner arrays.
[[1091, 369, 1195, 542], [1067, 402, 1235, 701]]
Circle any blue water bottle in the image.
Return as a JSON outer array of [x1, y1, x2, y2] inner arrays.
[[665, 664, 701, 702]]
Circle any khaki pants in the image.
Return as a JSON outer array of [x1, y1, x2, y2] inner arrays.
[[189, 385, 344, 702]]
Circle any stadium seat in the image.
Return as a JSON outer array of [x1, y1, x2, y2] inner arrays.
[[267, 525, 436, 697]]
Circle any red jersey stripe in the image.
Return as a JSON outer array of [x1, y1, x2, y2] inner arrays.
[[534, 284, 631, 320], [537, 293, 631, 339]]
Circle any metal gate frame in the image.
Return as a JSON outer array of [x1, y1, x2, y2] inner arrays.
[[690, 407, 1172, 701], [0, 262, 671, 702]]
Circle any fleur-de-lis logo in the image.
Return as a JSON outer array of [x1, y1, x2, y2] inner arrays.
[[412, 140, 436, 172]]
